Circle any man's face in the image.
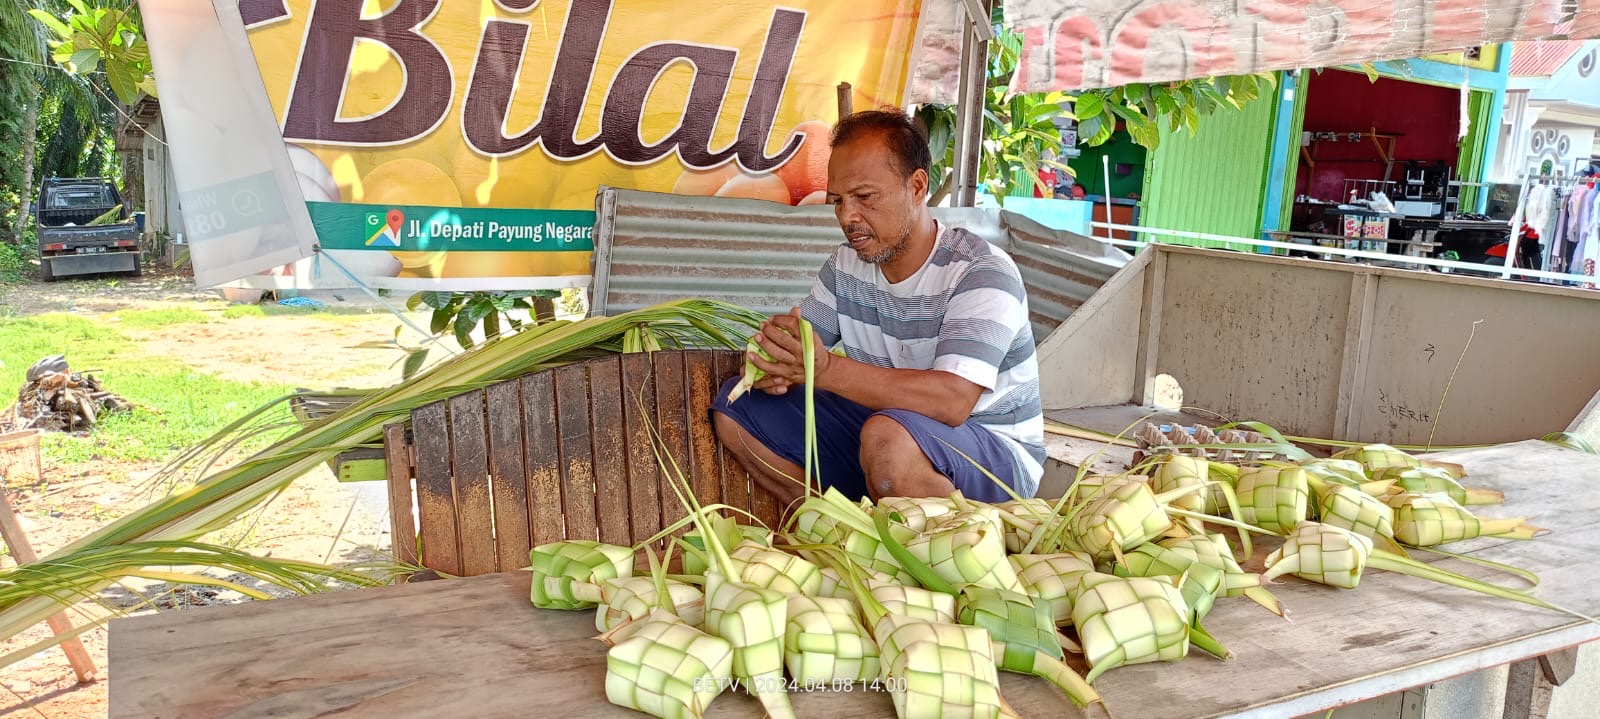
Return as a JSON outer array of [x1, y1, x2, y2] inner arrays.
[[825, 132, 925, 265]]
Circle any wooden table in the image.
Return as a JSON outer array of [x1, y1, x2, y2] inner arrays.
[[110, 440, 1600, 718]]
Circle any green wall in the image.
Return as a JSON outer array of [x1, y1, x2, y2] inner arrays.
[[1140, 93, 1278, 248], [1277, 72, 1310, 234], [1068, 130, 1147, 199], [1454, 89, 1493, 214]]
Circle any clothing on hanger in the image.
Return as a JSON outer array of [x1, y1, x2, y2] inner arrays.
[[1567, 183, 1594, 277], [1551, 188, 1571, 275], [1583, 184, 1600, 288]]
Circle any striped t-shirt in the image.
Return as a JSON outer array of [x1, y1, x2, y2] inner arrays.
[[798, 221, 1046, 497]]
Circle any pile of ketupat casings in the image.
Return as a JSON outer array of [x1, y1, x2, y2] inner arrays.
[[527, 321, 1588, 719]]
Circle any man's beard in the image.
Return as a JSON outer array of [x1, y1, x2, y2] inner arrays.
[[855, 223, 912, 265]]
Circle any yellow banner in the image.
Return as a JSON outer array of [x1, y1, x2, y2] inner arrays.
[[236, 0, 923, 287]]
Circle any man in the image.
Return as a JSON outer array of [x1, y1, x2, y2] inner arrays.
[[710, 109, 1045, 511]]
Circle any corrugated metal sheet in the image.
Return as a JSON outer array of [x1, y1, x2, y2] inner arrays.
[[1510, 40, 1587, 77], [592, 188, 1130, 343], [1140, 94, 1277, 246]]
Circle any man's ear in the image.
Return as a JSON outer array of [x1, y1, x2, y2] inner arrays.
[[909, 168, 930, 202]]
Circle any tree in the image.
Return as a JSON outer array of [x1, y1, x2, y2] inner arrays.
[[915, 7, 1276, 204], [916, 20, 1074, 203], [27, 0, 154, 104], [1, 0, 149, 245], [1, 0, 50, 243], [1070, 74, 1276, 151]]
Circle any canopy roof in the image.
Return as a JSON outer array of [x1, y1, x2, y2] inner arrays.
[[909, 0, 1600, 102]]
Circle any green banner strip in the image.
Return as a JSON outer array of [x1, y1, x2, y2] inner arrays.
[[308, 201, 595, 253]]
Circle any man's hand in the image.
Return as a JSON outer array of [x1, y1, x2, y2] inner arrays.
[[749, 307, 833, 396]]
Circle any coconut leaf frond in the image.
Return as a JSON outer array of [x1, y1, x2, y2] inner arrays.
[[0, 299, 766, 662]]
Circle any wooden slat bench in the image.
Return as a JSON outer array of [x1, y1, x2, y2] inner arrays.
[[289, 390, 387, 482], [382, 349, 780, 577]]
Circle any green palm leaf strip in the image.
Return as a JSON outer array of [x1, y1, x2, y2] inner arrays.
[[0, 300, 765, 658]]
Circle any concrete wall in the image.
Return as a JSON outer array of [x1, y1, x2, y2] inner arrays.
[[1037, 244, 1600, 446], [1041, 243, 1600, 718], [1517, 122, 1599, 177], [1422, 666, 1508, 719], [140, 118, 185, 242]]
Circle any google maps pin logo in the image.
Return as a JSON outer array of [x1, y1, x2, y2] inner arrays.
[[386, 209, 405, 238]]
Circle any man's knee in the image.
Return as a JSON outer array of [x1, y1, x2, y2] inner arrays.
[[861, 415, 915, 458], [713, 410, 759, 458], [860, 415, 921, 495]]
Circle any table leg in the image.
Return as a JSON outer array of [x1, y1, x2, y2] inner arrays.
[[0, 487, 97, 683]]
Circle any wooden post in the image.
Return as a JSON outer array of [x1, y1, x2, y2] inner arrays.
[[0, 487, 97, 683], [949, 0, 992, 207], [836, 82, 853, 120]]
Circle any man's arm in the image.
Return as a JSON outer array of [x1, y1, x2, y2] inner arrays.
[[820, 355, 984, 426], [749, 310, 983, 426], [750, 253, 1028, 427]]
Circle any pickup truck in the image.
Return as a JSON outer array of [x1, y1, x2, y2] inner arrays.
[[35, 177, 141, 281]]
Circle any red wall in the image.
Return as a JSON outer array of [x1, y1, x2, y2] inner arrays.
[[1296, 70, 1462, 201]]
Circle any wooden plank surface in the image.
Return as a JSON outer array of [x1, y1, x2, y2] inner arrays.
[[750, 481, 782, 530], [110, 440, 1600, 719], [108, 573, 934, 719], [448, 392, 497, 576], [522, 372, 564, 547], [685, 351, 724, 511], [410, 401, 459, 576], [485, 380, 531, 571], [588, 356, 632, 546], [554, 364, 599, 542], [653, 352, 692, 536], [381, 423, 417, 568], [619, 353, 662, 550]]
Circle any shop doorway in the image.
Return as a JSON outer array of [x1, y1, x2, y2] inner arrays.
[[1294, 71, 1462, 214], [1284, 69, 1501, 261]]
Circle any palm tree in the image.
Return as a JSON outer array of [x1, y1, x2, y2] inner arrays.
[[0, 0, 115, 245], [0, 0, 47, 243]]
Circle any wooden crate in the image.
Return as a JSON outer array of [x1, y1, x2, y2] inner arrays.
[[382, 350, 776, 576], [0, 428, 42, 485]]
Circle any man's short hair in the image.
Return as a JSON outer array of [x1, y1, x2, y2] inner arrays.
[[831, 109, 932, 181]]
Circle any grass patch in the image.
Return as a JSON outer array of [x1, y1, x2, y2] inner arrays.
[[114, 307, 213, 328], [0, 314, 291, 465], [223, 302, 383, 320], [221, 304, 267, 319]]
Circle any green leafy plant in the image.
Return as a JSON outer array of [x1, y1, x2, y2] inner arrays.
[[1070, 74, 1277, 152], [0, 239, 28, 283], [409, 290, 560, 349], [4, 2, 116, 243], [28, 0, 155, 104], [364, 290, 564, 379], [558, 287, 586, 317], [916, 19, 1072, 204], [915, 7, 1275, 204]]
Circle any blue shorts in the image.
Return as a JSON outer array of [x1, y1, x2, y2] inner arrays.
[[710, 375, 1030, 503]]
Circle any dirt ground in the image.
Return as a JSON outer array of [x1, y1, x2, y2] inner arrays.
[[0, 270, 425, 718]]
